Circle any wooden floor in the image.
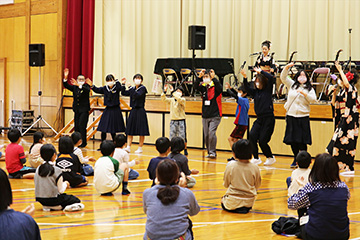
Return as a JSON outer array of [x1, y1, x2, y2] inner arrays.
[[1, 135, 360, 240]]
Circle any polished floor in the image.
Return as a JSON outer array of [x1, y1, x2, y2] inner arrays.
[[1, 135, 360, 240]]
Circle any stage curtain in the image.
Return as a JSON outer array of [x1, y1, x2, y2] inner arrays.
[[65, 0, 95, 81], [93, 0, 360, 90]]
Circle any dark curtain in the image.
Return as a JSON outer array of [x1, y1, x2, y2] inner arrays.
[[65, 0, 95, 81]]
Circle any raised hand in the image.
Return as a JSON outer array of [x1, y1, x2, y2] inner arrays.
[[85, 78, 92, 86], [224, 82, 231, 90], [335, 61, 342, 72], [164, 84, 168, 92], [286, 62, 295, 69], [121, 77, 127, 84], [240, 69, 247, 78], [70, 78, 78, 86], [64, 68, 69, 79]]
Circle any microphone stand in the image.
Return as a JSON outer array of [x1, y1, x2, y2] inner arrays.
[[348, 28, 352, 71]]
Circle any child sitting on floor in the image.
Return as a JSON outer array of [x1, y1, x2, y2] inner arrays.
[[29, 132, 46, 168], [56, 136, 88, 188], [147, 137, 172, 186], [287, 151, 312, 196], [34, 144, 84, 212], [222, 139, 261, 214], [71, 132, 96, 176], [168, 136, 198, 188], [113, 134, 140, 180], [94, 140, 130, 196], [5, 128, 36, 179]]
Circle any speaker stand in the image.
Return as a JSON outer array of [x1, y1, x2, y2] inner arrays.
[[22, 67, 58, 136]]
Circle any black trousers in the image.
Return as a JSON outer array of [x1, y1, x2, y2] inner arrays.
[[291, 143, 307, 164], [221, 203, 251, 214], [74, 111, 89, 145], [36, 193, 81, 209], [249, 116, 275, 159]]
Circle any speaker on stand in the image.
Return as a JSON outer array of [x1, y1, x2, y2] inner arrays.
[[188, 25, 206, 96], [23, 44, 58, 136]]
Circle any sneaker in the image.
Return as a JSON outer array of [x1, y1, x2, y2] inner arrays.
[[184, 149, 188, 156], [134, 148, 143, 154], [122, 189, 131, 195], [340, 170, 355, 176], [250, 158, 262, 165], [205, 154, 216, 158], [264, 156, 276, 166], [64, 203, 85, 212], [124, 146, 131, 153]]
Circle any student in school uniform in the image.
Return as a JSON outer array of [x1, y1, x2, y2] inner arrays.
[[86, 74, 126, 142], [121, 74, 150, 154], [63, 68, 90, 148]]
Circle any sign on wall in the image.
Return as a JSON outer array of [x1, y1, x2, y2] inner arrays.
[[0, 0, 14, 6]]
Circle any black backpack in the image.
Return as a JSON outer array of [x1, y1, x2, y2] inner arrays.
[[272, 217, 300, 235]]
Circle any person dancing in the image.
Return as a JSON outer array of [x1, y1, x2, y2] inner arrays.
[[327, 61, 360, 175], [243, 67, 276, 166], [280, 63, 316, 168]]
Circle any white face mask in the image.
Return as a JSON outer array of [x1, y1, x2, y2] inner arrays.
[[203, 78, 211, 84], [134, 79, 142, 86], [173, 91, 182, 98], [78, 80, 85, 86], [106, 81, 115, 88], [237, 93, 242, 98], [255, 82, 260, 88], [298, 76, 307, 84]]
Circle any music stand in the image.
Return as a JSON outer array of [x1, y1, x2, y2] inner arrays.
[[22, 66, 58, 136]]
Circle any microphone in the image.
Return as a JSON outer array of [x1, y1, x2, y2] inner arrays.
[[240, 61, 247, 69], [249, 52, 261, 57]]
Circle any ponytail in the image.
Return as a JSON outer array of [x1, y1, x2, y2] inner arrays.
[[39, 144, 57, 177], [157, 184, 180, 205], [38, 162, 55, 177], [30, 132, 44, 152]]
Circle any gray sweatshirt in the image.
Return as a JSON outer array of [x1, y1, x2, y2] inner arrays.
[[280, 68, 317, 117]]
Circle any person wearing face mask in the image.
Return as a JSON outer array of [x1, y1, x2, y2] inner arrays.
[[121, 74, 149, 154], [194, 69, 223, 158], [63, 68, 91, 148], [280, 63, 316, 168], [254, 40, 276, 74], [86, 74, 126, 143], [243, 67, 276, 166], [161, 85, 189, 155], [326, 61, 360, 176], [224, 80, 249, 161]]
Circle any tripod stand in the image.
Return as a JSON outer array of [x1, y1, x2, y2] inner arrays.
[[22, 67, 58, 136]]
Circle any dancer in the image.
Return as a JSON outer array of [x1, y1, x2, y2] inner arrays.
[[280, 62, 316, 167], [121, 74, 150, 154], [254, 40, 276, 74], [243, 68, 276, 165], [63, 68, 90, 148], [327, 61, 359, 175], [194, 69, 222, 158], [86, 74, 126, 142]]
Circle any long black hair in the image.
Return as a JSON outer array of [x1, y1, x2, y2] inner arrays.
[[156, 159, 180, 205], [30, 132, 45, 152], [38, 144, 57, 177], [309, 153, 340, 185], [291, 69, 312, 91], [0, 168, 12, 212]]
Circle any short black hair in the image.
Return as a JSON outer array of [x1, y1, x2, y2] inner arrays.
[[237, 85, 247, 94], [170, 137, 185, 154], [155, 137, 171, 154], [100, 140, 115, 156], [133, 73, 143, 80], [58, 136, 74, 154], [71, 132, 82, 145], [261, 40, 271, 49], [114, 134, 127, 148], [106, 74, 115, 82], [232, 139, 252, 160], [0, 168, 12, 212], [7, 128, 21, 143], [296, 151, 312, 168], [309, 153, 340, 185]]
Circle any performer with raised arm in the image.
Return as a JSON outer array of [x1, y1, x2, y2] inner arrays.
[[86, 75, 126, 143], [327, 61, 360, 175], [63, 68, 90, 148], [280, 62, 316, 168], [243, 67, 276, 166]]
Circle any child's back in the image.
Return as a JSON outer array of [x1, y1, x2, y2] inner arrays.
[[287, 151, 312, 197], [168, 152, 191, 175], [56, 153, 84, 187], [5, 142, 26, 174], [29, 143, 44, 168], [94, 156, 121, 194]]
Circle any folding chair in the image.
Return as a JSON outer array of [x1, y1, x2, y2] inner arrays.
[[163, 68, 180, 89], [180, 68, 192, 95], [309, 67, 330, 101]]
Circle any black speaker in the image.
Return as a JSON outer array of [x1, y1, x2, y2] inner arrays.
[[29, 44, 45, 67], [188, 25, 206, 50]]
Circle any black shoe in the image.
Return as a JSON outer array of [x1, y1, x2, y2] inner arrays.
[[101, 192, 113, 196], [227, 157, 235, 162], [122, 189, 131, 195], [184, 149, 188, 155]]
